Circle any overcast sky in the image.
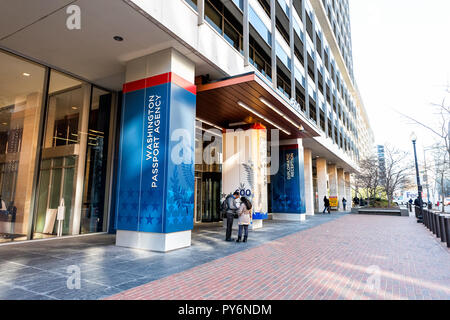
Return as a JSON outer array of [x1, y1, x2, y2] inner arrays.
[[349, 0, 450, 155]]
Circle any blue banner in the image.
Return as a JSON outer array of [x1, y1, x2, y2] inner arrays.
[[270, 146, 306, 214], [116, 75, 196, 234]]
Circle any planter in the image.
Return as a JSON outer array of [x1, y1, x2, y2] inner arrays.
[[356, 208, 402, 217]]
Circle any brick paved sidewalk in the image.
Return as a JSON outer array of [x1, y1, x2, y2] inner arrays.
[[106, 215, 450, 300]]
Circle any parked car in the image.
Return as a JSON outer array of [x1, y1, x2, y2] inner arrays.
[[443, 197, 450, 206]]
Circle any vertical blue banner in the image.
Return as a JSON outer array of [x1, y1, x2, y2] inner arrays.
[[270, 145, 306, 214], [116, 73, 196, 234], [164, 84, 196, 233]]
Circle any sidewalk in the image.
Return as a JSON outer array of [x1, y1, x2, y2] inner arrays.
[[0, 213, 346, 300], [106, 214, 450, 300]]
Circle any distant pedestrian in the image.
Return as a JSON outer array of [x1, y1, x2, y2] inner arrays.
[[342, 198, 347, 211], [236, 197, 252, 243], [323, 196, 331, 214], [224, 191, 240, 242]]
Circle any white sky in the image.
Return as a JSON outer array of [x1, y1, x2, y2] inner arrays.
[[349, 0, 450, 155]]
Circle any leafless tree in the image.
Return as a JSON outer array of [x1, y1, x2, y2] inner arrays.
[[354, 155, 380, 207], [399, 93, 450, 160], [380, 145, 414, 207], [426, 143, 450, 212]]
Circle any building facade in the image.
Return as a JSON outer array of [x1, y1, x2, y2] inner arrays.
[[0, 0, 373, 250]]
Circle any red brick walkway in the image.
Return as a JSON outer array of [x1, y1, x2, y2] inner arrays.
[[106, 215, 450, 300]]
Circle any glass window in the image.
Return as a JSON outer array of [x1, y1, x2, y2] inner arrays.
[[0, 50, 45, 243], [249, 5, 272, 45], [185, 0, 198, 10], [232, 0, 244, 10], [276, 41, 291, 70], [33, 70, 84, 239], [80, 87, 112, 234], [205, 0, 223, 34]]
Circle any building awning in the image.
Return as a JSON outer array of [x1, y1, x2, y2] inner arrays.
[[196, 72, 321, 140]]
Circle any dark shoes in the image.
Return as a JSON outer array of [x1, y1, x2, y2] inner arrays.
[[225, 238, 233, 242], [243, 236, 247, 243], [236, 236, 241, 243]]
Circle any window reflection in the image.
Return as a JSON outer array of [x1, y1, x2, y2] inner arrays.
[[34, 71, 83, 239], [0, 51, 45, 242], [81, 87, 111, 234]]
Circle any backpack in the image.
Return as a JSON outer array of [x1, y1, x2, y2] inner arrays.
[[220, 198, 229, 215]]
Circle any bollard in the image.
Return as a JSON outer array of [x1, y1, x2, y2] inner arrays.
[[431, 212, 436, 234], [444, 217, 450, 248], [434, 213, 441, 239], [424, 210, 429, 229], [439, 215, 447, 243]]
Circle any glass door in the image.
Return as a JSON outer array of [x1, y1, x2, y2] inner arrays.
[[194, 176, 202, 223], [80, 87, 112, 234], [33, 71, 83, 239], [201, 172, 221, 222]]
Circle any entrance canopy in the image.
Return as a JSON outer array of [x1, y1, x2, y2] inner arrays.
[[196, 72, 321, 140]]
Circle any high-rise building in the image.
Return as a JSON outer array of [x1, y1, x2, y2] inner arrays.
[[0, 0, 373, 251], [377, 144, 386, 182]]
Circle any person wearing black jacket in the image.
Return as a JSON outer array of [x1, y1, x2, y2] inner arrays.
[[224, 191, 240, 241], [323, 196, 331, 214]]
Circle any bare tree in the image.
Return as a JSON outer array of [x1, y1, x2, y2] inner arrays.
[[354, 155, 380, 207], [427, 143, 450, 212], [381, 145, 414, 207], [399, 93, 450, 160]]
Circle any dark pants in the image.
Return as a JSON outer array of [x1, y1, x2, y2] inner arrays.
[[343, 204, 347, 211], [238, 225, 249, 238], [225, 213, 234, 240]]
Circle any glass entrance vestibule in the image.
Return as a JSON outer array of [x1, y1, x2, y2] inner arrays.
[[0, 50, 116, 243], [194, 121, 223, 224]]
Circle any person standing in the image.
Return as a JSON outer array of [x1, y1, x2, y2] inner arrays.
[[323, 196, 330, 214], [224, 191, 240, 242], [342, 198, 347, 211], [236, 197, 252, 243]]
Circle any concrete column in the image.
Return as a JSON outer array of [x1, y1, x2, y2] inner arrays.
[[316, 158, 328, 212], [116, 48, 196, 252], [301, 0, 309, 116], [345, 172, 352, 209], [197, 0, 205, 25], [270, 139, 306, 221], [71, 83, 91, 235], [270, 0, 277, 88], [303, 148, 314, 215], [223, 125, 268, 229], [243, 0, 249, 66], [328, 163, 338, 209], [289, 0, 296, 99], [337, 168, 345, 211]]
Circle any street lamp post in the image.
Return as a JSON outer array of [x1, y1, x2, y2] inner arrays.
[[411, 132, 424, 223]]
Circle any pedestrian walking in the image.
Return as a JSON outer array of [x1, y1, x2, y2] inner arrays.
[[323, 196, 331, 214], [223, 191, 239, 242], [342, 197, 347, 211], [236, 197, 252, 243]]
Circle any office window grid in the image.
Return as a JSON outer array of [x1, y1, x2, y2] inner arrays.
[[185, 0, 362, 159]]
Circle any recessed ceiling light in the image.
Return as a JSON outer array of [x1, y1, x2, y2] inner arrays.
[[72, 106, 78, 110], [23, 73, 31, 77], [2, 122, 7, 125], [113, 36, 124, 42]]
